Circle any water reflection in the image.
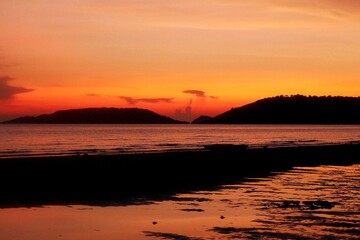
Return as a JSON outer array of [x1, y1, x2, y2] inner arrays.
[[0, 164, 358, 239]]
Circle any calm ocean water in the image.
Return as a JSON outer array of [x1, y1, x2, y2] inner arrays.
[[1, 124, 360, 158]]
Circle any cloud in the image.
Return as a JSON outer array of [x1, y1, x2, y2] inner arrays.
[[285, 0, 360, 11], [175, 99, 192, 122], [119, 96, 174, 105], [0, 76, 33, 101], [183, 90, 218, 100], [180, 90, 217, 121], [86, 93, 103, 97], [90, 0, 360, 31], [183, 90, 206, 98], [270, 0, 360, 21]]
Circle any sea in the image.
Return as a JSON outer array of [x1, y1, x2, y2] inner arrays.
[[1, 124, 360, 158]]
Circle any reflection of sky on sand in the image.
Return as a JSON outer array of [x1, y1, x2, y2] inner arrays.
[[0, 164, 359, 239]]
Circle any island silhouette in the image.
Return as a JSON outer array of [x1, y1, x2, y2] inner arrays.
[[2, 108, 187, 124], [201, 95, 360, 124]]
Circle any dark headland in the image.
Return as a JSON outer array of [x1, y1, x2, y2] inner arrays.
[[191, 115, 212, 124], [200, 95, 360, 124], [2, 107, 187, 124], [1, 143, 359, 207]]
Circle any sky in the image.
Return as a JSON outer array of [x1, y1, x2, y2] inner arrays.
[[0, 0, 360, 121]]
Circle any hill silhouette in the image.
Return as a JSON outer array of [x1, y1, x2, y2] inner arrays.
[[2, 108, 187, 124], [191, 115, 212, 124], [202, 95, 360, 124]]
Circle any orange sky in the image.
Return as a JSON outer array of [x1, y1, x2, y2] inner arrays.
[[1, 0, 360, 121]]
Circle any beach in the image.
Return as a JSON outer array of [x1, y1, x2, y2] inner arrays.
[[0, 143, 359, 239], [1, 143, 359, 207]]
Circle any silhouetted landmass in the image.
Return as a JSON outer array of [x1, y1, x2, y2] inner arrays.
[[2, 108, 187, 124], [191, 115, 212, 124], [202, 95, 360, 124]]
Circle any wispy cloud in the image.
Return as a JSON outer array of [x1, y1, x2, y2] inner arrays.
[[183, 90, 206, 98], [175, 99, 192, 122], [89, 0, 360, 31], [183, 90, 218, 99], [0, 76, 33, 101], [119, 96, 174, 105], [85, 93, 103, 97], [270, 0, 360, 22]]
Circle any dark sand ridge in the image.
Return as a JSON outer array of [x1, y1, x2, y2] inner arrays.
[[0, 143, 359, 208]]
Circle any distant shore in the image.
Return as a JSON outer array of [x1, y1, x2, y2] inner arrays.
[[1, 143, 359, 207]]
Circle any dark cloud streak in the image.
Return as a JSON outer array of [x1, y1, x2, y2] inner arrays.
[[119, 96, 174, 105], [183, 89, 218, 100], [85, 93, 102, 97], [0, 76, 33, 101], [183, 90, 206, 98]]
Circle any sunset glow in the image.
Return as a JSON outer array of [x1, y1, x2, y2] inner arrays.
[[1, 0, 360, 121]]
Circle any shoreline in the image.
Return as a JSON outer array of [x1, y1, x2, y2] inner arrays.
[[1, 143, 359, 207], [2, 140, 360, 159]]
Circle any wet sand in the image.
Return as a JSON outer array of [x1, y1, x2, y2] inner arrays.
[[0, 143, 360, 207], [0, 164, 358, 239]]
